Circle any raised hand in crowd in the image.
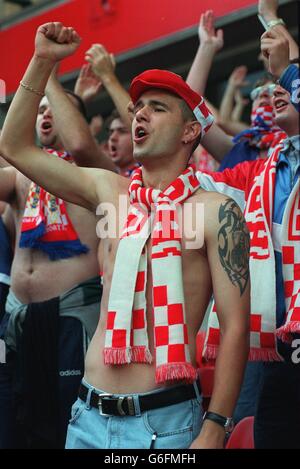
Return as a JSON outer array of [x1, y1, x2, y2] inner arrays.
[[198, 9, 224, 53], [218, 66, 249, 135], [232, 90, 250, 123], [85, 44, 116, 84], [74, 64, 102, 104], [34, 22, 81, 62], [187, 10, 223, 96], [228, 66, 249, 90], [261, 27, 290, 78], [260, 26, 299, 113], [85, 43, 131, 129], [257, 0, 298, 60]]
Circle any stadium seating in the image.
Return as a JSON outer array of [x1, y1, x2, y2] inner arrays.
[[225, 416, 255, 449]]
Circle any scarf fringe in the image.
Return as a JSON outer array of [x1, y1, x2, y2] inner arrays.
[[203, 344, 283, 362], [20, 238, 89, 261], [103, 347, 131, 365], [131, 346, 153, 364], [276, 322, 300, 344], [19, 223, 46, 246], [248, 348, 283, 362], [155, 363, 197, 384], [103, 346, 153, 365]]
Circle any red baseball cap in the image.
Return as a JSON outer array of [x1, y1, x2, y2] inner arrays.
[[129, 69, 214, 137]]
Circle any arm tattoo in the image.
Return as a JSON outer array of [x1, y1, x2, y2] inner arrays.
[[218, 198, 250, 296]]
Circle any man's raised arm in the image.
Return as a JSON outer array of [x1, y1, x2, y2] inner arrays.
[[85, 44, 133, 130], [186, 10, 233, 162], [0, 22, 112, 212], [45, 69, 116, 170]]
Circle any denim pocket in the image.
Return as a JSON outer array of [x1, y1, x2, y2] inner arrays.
[[142, 399, 201, 449], [69, 398, 85, 425]]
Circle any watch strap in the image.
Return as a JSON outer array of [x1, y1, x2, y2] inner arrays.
[[267, 18, 285, 30], [203, 411, 234, 433]]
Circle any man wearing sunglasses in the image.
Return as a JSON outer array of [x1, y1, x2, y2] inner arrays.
[[249, 82, 276, 101], [217, 78, 286, 171]]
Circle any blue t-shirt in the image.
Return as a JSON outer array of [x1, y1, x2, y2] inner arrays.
[[219, 141, 259, 172]]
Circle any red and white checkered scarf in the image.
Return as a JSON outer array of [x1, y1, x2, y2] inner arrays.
[[104, 165, 201, 384], [197, 143, 300, 361]]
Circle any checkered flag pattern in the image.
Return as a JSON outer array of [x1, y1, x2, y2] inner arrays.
[[199, 142, 300, 361], [104, 165, 200, 383], [277, 181, 300, 342]]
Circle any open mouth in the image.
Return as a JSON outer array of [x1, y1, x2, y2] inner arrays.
[[134, 126, 148, 143], [109, 144, 118, 157], [41, 121, 52, 133], [274, 99, 288, 112]]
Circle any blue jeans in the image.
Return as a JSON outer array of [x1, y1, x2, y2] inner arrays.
[[66, 379, 203, 449]]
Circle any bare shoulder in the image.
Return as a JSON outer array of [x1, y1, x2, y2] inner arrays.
[[190, 187, 238, 215], [195, 189, 250, 297], [81, 167, 129, 203], [191, 188, 248, 237]]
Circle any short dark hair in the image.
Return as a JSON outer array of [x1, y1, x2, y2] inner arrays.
[[179, 100, 202, 153], [64, 89, 87, 119]]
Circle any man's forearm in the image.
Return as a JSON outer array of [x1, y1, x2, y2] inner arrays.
[[46, 77, 93, 157], [101, 74, 132, 129], [186, 44, 217, 95], [219, 84, 236, 124], [46, 76, 114, 170], [207, 327, 249, 418]]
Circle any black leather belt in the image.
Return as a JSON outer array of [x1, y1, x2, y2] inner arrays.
[[79, 380, 201, 416]]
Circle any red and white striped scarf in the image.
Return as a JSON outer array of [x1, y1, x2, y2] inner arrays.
[[104, 165, 201, 384], [197, 143, 300, 361]]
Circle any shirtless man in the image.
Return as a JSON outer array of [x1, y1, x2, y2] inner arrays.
[[0, 22, 250, 449], [0, 45, 115, 448]]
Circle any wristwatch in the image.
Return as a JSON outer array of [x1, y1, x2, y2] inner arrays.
[[203, 411, 235, 433], [267, 18, 286, 30]]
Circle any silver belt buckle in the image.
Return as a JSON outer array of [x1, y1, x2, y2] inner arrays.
[[98, 393, 136, 417], [98, 393, 113, 416], [117, 396, 135, 416]]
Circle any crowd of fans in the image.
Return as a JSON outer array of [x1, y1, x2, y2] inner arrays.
[[0, 0, 299, 450]]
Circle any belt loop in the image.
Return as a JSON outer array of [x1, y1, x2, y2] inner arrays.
[[133, 394, 141, 417], [193, 379, 202, 404], [85, 386, 93, 410]]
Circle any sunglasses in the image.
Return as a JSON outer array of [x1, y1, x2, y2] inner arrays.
[[250, 83, 276, 101]]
